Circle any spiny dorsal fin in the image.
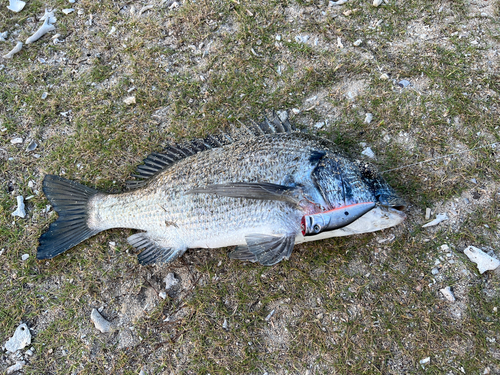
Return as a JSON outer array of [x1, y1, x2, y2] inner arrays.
[[126, 111, 296, 190]]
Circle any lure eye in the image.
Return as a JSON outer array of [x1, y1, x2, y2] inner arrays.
[[313, 224, 321, 233]]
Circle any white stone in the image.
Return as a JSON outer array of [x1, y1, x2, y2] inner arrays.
[[440, 286, 455, 302], [329, 0, 348, 5], [159, 291, 167, 299], [464, 246, 500, 274], [425, 207, 431, 220], [364, 113, 373, 124], [0, 31, 8, 42], [422, 213, 448, 228], [123, 96, 136, 105], [12, 196, 26, 218], [11, 137, 23, 144], [222, 318, 228, 329], [361, 147, 375, 159], [7, 0, 26, 12], [5, 324, 31, 352], [164, 273, 179, 290], [353, 39, 362, 46], [6, 361, 25, 374], [21, 254, 29, 261], [91, 309, 116, 333], [420, 357, 430, 365], [62, 8, 74, 14], [373, 0, 384, 6]]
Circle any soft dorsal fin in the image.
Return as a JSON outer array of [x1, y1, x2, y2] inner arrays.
[[126, 112, 296, 189]]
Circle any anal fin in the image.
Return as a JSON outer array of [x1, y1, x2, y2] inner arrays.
[[127, 233, 185, 265], [239, 233, 295, 266]]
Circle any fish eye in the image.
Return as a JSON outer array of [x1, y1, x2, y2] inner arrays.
[[344, 211, 349, 216], [313, 224, 321, 233]]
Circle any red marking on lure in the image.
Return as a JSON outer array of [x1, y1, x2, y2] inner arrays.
[[301, 202, 376, 236]]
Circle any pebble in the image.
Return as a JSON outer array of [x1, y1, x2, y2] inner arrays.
[[361, 147, 375, 159], [222, 318, 228, 329], [12, 196, 26, 218], [464, 246, 500, 274], [398, 79, 411, 88], [0, 31, 8, 42], [41, 92, 48, 99], [420, 357, 430, 365], [440, 286, 456, 302], [90, 309, 116, 333], [373, 0, 383, 6], [123, 96, 136, 105], [380, 73, 389, 80], [159, 291, 167, 299], [314, 122, 325, 129], [431, 267, 439, 275], [353, 39, 362, 47], [21, 254, 29, 261], [422, 213, 448, 228], [164, 273, 179, 290], [6, 361, 25, 374], [425, 208, 431, 220], [11, 137, 23, 144], [62, 8, 74, 14], [364, 113, 373, 124], [7, 0, 26, 12], [5, 324, 31, 353], [291, 108, 300, 114], [470, 178, 477, 184]]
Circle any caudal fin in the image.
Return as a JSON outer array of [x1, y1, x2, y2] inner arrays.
[[37, 175, 102, 260]]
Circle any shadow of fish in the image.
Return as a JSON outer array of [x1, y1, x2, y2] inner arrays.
[[37, 114, 406, 266]]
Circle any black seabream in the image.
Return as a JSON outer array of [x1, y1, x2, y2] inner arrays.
[[37, 115, 406, 266]]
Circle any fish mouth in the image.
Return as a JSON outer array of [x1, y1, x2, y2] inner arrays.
[[296, 205, 405, 244]]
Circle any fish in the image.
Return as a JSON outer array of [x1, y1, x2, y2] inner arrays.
[[37, 114, 406, 266]]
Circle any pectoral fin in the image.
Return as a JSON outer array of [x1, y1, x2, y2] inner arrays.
[[187, 182, 299, 205], [127, 233, 185, 265], [231, 233, 296, 266]]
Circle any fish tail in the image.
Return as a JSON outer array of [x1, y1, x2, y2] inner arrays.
[[37, 175, 102, 260]]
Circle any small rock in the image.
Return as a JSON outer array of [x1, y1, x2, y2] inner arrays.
[[314, 122, 325, 129], [464, 246, 500, 274], [25, 349, 33, 356], [373, 0, 383, 6], [21, 254, 29, 261], [380, 73, 389, 80], [364, 113, 373, 124], [431, 267, 439, 275], [420, 357, 430, 365], [6, 361, 25, 374], [164, 273, 179, 290], [484, 367, 491, 374], [5, 324, 31, 353], [361, 147, 375, 159], [123, 96, 136, 105], [41, 92, 48, 99], [222, 318, 228, 330], [62, 8, 74, 14], [425, 208, 431, 220], [291, 108, 300, 114], [422, 213, 448, 228], [440, 286, 455, 302], [398, 79, 411, 88], [470, 178, 477, 184], [336, 36, 343, 48], [159, 291, 167, 299], [90, 309, 116, 333], [12, 196, 26, 218], [11, 137, 23, 144], [353, 39, 362, 46]]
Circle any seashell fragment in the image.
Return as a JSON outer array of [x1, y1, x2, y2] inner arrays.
[[26, 11, 57, 44], [329, 0, 348, 5], [6, 361, 25, 375], [7, 0, 26, 13], [123, 96, 136, 105], [0, 31, 8, 42], [373, 0, 384, 6], [3, 41, 23, 59], [464, 246, 500, 274], [12, 196, 26, 218], [5, 323, 31, 352], [139, 4, 154, 15], [62, 8, 75, 14], [361, 147, 375, 159]]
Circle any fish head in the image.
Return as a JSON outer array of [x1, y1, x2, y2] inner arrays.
[[300, 155, 406, 238]]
